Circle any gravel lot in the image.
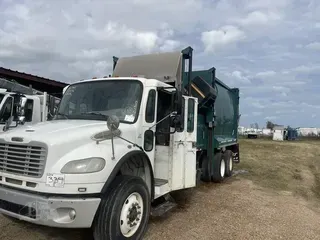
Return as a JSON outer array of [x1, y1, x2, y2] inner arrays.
[[2, 138, 320, 240], [1, 178, 320, 240]]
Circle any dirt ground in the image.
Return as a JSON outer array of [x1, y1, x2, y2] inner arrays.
[[1, 138, 320, 240]]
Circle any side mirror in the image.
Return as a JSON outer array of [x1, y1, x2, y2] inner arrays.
[[18, 116, 26, 125], [107, 115, 120, 131], [3, 116, 13, 132], [174, 91, 183, 116], [170, 114, 182, 128], [13, 96, 27, 122], [53, 107, 58, 115]]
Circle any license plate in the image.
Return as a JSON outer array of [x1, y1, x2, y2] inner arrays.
[[46, 173, 65, 188]]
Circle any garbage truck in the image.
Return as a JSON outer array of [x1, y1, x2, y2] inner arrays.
[[0, 78, 61, 132], [0, 46, 240, 240]]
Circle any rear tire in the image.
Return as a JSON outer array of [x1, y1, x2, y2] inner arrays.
[[224, 150, 234, 177], [211, 152, 225, 183], [200, 155, 212, 182], [93, 175, 150, 240]]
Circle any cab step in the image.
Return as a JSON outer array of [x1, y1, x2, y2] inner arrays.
[[154, 178, 170, 199], [151, 194, 177, 217]]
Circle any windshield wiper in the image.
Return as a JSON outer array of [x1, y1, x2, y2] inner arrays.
[[81, 112, 109, 119]]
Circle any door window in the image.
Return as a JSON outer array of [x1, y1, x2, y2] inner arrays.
[[187, 98, 195, 133], [145, 90, 156, 123]]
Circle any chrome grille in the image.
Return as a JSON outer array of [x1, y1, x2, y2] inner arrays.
[[0, 142, 47, 178]]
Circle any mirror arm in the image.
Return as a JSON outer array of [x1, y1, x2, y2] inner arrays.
[[148, 111, 177, 130], [117, 135, 144, 151]]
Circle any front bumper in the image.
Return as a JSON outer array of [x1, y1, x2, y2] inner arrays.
[[0, 186, 101, 228]]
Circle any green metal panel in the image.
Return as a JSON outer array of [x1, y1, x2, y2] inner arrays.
[[213, 81, 239, 149], [182, 69, 239, 150]]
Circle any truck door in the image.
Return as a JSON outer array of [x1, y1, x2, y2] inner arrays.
[[171, 96, 198, 190], [184, 97, 197, 187], [142, 88, 157, 170]]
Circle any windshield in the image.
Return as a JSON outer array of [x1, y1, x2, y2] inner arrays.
[[0, 93, 5, 104], [56, 80, 143, 123]]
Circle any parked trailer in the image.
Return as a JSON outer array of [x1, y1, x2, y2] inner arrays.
[[0, 47, 240, 240]]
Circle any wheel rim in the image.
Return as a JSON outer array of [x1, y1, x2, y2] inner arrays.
[[220, 159, 226, 177], [119, 192, 144, 237], [229, 156, 233, 171]]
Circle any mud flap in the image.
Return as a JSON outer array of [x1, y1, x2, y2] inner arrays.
[[232, 143, 240, 163]]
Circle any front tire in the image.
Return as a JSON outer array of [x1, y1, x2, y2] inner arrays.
[[93, 175, 151, 240]]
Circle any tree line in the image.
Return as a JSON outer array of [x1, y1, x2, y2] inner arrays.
[[266, 121, 281, 130]]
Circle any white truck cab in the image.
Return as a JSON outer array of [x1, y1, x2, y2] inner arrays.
[[0, 76, 198, 238], [0, 48, 204, 240]]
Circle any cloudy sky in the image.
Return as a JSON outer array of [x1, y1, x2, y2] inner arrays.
[[0, 0, 319, 128]]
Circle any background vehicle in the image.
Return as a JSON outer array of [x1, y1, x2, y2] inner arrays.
[[0, 77, 60, 132]]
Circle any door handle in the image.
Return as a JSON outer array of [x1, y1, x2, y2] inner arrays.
[[187, 150, 196, 154]]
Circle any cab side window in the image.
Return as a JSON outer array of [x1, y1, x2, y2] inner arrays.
[[145, 90, 156, 123]]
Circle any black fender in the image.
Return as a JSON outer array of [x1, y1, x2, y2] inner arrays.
[[100, 150, 155, 200]]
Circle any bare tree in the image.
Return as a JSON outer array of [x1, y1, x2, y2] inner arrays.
[[266, 121, 275, 129]]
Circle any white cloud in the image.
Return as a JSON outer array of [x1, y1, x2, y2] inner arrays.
[[231, 70, 251, 83], [256, 70, 276, 77], [245, 0, 290, 10], [272, 86, 290, 93], [244, 97, 265, 109], [159, 40, 181, 52], [265, 116, 278, 120], [0, 0, 319, 128], [87, 22, 160, 53], [291, 65, 320, 73], [201, 25, 246, 53], [305, 42, 320, 50], [252, 112, 262, 116], [237, 11, 282, 26]]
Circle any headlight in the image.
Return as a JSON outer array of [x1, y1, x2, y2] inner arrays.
[[61, 157, 106, 174]]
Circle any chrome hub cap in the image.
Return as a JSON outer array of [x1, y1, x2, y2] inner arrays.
[[220, 159, 226, 177], [120, 192, 143, 237]]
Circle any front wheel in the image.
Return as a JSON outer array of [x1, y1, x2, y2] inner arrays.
[[93, 175, 151, 240]]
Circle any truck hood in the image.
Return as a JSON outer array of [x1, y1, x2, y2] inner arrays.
[[1, 120, 134, 146]]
